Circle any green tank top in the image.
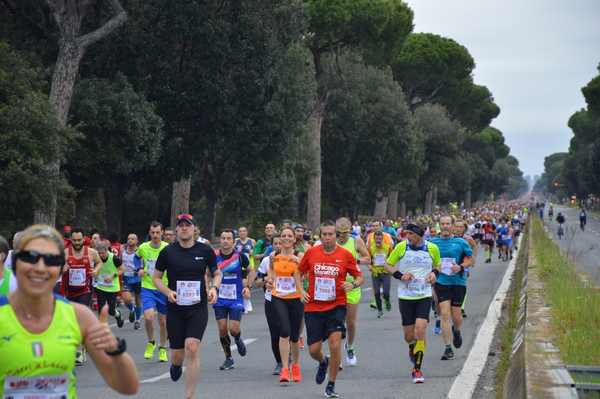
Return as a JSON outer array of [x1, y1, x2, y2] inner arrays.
[[95, 252, 121, 293], [0, 267, 12, 296], [0, 295, 82, 398], [339, 238, 359, 287]]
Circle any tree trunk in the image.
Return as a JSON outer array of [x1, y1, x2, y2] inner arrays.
[[34, 0, 127, 226], [400, 201, 407, 218], [205, 191, 218, 240], [306, 101, 324, 230], [104, 177, 125, 237], [465, 189, 472, 209], [374, 191, 388, 219], [424, 189, 433, 215], [432, 185, 438, 208], [170, 176, 191, 228], [387, 190, 399, 219]]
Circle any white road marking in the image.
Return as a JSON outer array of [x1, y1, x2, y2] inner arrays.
[[139, 338, 257, 384], [447, 236, 521, 399]]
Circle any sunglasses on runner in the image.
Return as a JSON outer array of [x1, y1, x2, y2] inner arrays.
[[15, 250, 65, 267]]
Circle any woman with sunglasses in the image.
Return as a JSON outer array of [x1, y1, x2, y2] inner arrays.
[[0, 224, 138, 398]]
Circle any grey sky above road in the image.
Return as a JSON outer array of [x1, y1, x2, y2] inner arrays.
[[404, 0, 600, 177]]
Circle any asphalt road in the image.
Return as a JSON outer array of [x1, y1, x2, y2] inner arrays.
[[76, 248, 512, 399], [543, 205, 600, 284]]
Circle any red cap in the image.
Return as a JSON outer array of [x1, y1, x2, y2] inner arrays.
[[176, 213, 195, 225]]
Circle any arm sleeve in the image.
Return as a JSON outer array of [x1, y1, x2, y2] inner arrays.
[[155, 249, 168, 272], [206, 249, 218, 274]]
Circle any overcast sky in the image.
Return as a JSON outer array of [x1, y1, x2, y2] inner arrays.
[[404, 0, 600, 177]]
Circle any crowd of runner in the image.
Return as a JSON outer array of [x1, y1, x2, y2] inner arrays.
[[0, 202, 530, 398]]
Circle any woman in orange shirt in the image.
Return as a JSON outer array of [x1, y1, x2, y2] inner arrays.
[[267, 227, 305, 385]]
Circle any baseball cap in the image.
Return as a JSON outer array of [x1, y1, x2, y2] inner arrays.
[[176, 213, 195, 226]]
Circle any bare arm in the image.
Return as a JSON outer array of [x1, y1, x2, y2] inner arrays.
[[354, 237, 371, 265], [89, 248, 103, 276], [76, 303, 139, 395]]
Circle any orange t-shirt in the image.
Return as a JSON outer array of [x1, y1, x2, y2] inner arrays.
[[271, 254, 301, 299], [299, 244, 361, 312]]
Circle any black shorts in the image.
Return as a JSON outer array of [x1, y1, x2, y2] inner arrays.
[[167, 305, 209, 349], [305, 306, 347, 346], [399, 297, 431, 326], [473, 233, 483, 241], [68, 292, 92, 307], [483, 239, 495, 247], [435, 283, 467, 307]]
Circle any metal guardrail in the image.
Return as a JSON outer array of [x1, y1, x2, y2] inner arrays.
[[566, 365, 600, 398]]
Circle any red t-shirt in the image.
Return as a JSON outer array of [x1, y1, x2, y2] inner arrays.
[[299, 244, 362, 312]]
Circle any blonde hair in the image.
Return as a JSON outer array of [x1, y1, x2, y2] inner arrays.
[[16, 224, 65, 257]]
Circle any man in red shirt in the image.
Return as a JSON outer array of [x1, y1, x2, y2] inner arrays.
[[299, 220, 364, 398]]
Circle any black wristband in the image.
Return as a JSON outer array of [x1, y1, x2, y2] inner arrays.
[[459, 265, 465, 273], [432, 269, 440, 277], [392, 271, 403, 280], [105, 337, 127, 357]]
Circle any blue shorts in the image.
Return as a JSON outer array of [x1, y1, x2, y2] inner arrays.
[[141, 288, 167, 315], [122, 276, 141, 294], [214, 305, 243, 321]]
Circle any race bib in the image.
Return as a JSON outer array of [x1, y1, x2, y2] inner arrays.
[[406, 278, 428, 297], [96, 274, 113, 287], [373, 254, 386, 266], [124, 270, 134, 277], [176, 280, 202, 306], [4, 374, 69, 399], [441, 258, 455, 275], [276, 277, 296, 295], [264, 288, 273, 302], [314, 277, 336, 301], [68, 268, 86, 287], [219, 283, 237, 300], [146, 259, 156, 275], [502, 234, 510, 241]]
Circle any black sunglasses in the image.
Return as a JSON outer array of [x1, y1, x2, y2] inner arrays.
[[15, 250, 65, 267]]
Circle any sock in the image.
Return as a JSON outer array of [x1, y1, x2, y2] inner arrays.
[[220, 335, 232, 358], [135, 305, 142, 320], [127, 302, 134, 312], [327, 381, 335, 390], [232, 331, 242, 342], [445, 344, 452, 350], [414, 339, 425, 370], [149, 340, 155, 346]]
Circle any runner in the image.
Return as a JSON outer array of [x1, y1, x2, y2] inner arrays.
[[214, 228, 251, 370], [234, 226, 256, 314], [164, 228, 176, 244], [453, 220, 477, 319], [137, 221, 169, 362], [93, 242, 125, 328], [299, 220, 364, 398], [255, 235, 283, 375], [368, 230, 392, 318], [482, 218, 496, 263], [294, 223, 311, 349], [153, 213, 221, 399], [121, 233, 143, 329], [384, 223, 440, 383], [62, 226, 103, 365], [0, 224, 138, 398], [266, 227, 305, 384], [253, 223, 276, 264], [336, 217, 370, 367], [0, 235, 17, 296], [430, 216, 473, 361]]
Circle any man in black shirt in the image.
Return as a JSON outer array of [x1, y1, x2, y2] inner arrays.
[[154, 213, 221, 399]]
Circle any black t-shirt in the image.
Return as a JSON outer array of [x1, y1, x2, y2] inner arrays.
[[156, 242, 218, 308]]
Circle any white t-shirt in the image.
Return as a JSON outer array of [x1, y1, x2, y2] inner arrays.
[[258, 257, 272, 301]]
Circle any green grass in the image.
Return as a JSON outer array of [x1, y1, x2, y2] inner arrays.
[[531, 218, 600, 365], [494, 227, 528, 399]]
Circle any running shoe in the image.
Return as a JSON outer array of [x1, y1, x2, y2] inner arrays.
[[170, 365, 182, 381], [235, 336, 247, 357], [369, 299, 377, 309], [452, 328, 463, 349], [134, 320, 141, 330], [433, 319, 441, 335], [220, 357, 235, 370], [315, 356, 328, 384], [75, 350, 85, 365], [273, 363, 283, 375], [159, 346, 169, 362], [115, 310, 124, 328], [412, 368, 425, 384], [377, 310, 384, 318], [325, 382, 339, 398], [128, 310, 135, 323], [291, 363, 302, 382], [345, 344, 357, 366], [385, 298, 392, 312], [461, 309, 467, 319], [441, 346, 455, 360], [279, 367, 290, 385], [144, 342, 156, 360]]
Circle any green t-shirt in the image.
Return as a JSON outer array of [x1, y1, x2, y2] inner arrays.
[[137, 241, 169, 290]]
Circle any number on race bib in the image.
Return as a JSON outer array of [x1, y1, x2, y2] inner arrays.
[[276, 277, 296, 295], [218, 283, 237, 300], [68, 268, 86, 287], [314, 277, 336, 301], [176, 281, 202, 306], [406, 278, 427, 297]]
